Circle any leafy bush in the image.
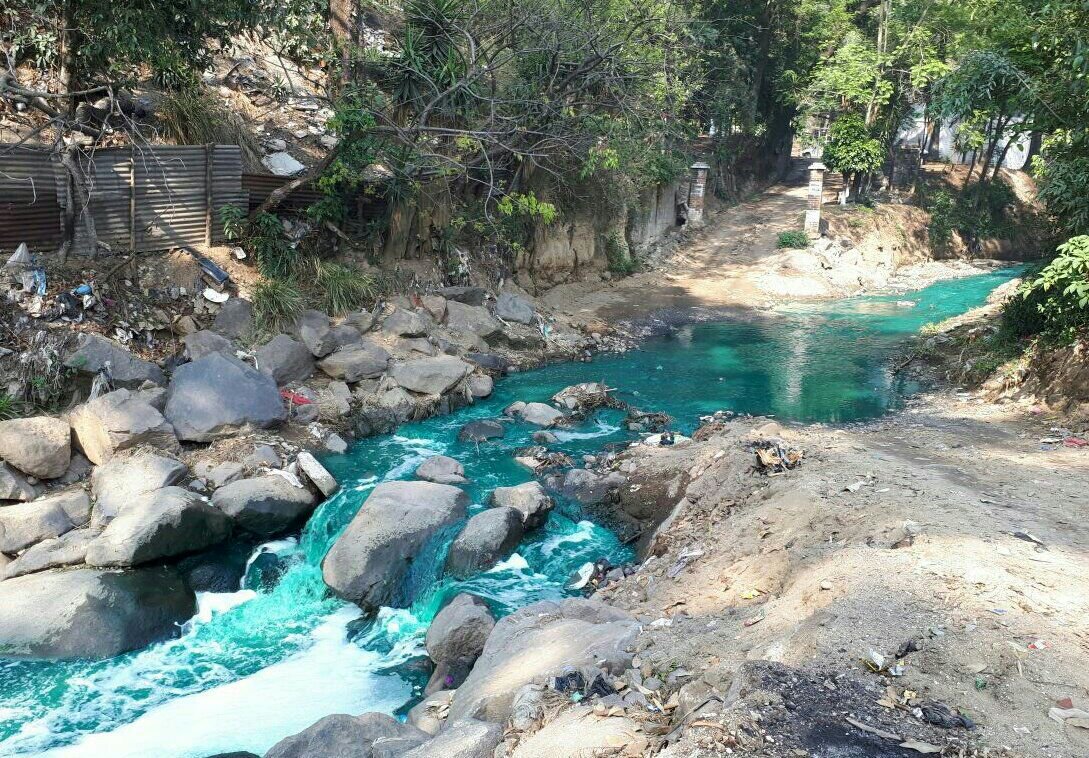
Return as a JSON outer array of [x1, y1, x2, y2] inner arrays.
[[252, 279, 305, 334], [250, 212, 297, 279], [923, 182, 1018, 250], [308, 259, 377, 315], [219, 204, 246, 242], [777, 230, 810, 249], [1011, 235, 1089, 343], [822, 114, 884, 185], [0, 393, 19, 421]]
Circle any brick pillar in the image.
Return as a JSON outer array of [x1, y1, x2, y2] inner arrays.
[[688, 162, 711, 224], [804, 161, 826, 238]]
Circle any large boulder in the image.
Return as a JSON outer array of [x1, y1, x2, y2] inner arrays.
[[85, 487, 231, 567], [265, 712, 428, 758], [426, 594, 495, 667], [0, 566, 196, 659], [164, 353, 286, 442], [297, 451, 339, 497], [457, 420, 505, 443], [401, 719, 503, 758], [495, 292, 535, 325], [91, 451, 188, 524], [256, 334, 314, 386], [445, 508, 523, 579], [518, 403, 565, 428], [70, 389, 178, 465], [212, 297, 254, 339], [489, 482, 553, 529], [0, 489, 90, 553], [391, 356, 472, 395], [508, 707, 642, 758], [323, 481, 470, 609], [467, 374, 493, 399], [445, 302, 501, 340], [415, 455, 467, 485], [437, 286, 487, 306], [295, 310, 338, 357], [0, 416, 71, 479], [0, 462, 38, 502], [447, 598, 639, 722], [318, 342, 391, 382], [211, 474, 317, 536], [383, 308, 431, 337], [1, 528, 95, 579], [64, 333, 165, 388], [183, 330, 233, 361], [560, 468, 626, 506]]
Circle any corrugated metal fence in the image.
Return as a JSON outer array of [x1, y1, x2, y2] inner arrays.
[[1, 144, 260, 253]]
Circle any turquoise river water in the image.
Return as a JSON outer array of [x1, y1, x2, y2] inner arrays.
[[0, 267, 1020, 757]]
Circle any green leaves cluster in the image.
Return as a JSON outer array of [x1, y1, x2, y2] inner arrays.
[[823, 114, 883, 179]]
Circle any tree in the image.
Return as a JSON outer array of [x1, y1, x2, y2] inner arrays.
[[822, 113, 883, 200]]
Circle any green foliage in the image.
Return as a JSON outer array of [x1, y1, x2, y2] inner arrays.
[[250, 212, 297, 280], [822, 114, 883, 179], [497, 193, 558, 226], [0, 393, 19, 421], [252, 279, 305, 334], [604, 231, 636, 275], [219, 204, 246, 242], [306, 259, 378, 315], [777, 230, 810, 249], [923, 182, 1018, 250], [1014, 235, 1089, 342], [1033, 132, 1089, 238]]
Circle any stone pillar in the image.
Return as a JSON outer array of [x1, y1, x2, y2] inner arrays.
[[688, 162, 711, 224], [804, 161, 826, 238]]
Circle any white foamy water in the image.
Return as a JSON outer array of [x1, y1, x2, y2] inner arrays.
[[552, 419, 621, 441], [36, 608, 411, 758]]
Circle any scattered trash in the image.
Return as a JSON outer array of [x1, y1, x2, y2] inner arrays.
[[1027, 638, 1050, 651], [844, 716, 901, 742], [900, 740, 942, 754], [1048, 706, 1089, 728], [231, 246, 247, 260], [743, 612, 765, 627], [1010, 530, 1047, 551], [280, 390, 313, 406], [845, 479, 866, 492], [752, 439, 803, 475], [203, 287, 230, 304], [919, 701, 974, 729], [185, 247, 231, 289], [1064, 436, 1088, 448], [667, 548, 704, 578]]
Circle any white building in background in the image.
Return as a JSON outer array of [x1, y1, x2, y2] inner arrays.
[[896, 105, 1032, 170]]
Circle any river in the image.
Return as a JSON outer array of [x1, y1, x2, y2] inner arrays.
[[0, 266, 1020, 757]]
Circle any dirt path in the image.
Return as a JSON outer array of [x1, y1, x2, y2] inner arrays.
[[597, 389, 1089, 756]]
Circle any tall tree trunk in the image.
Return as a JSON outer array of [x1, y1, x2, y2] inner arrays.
[[329, 0, 356, 87], [748, 0, 774, 125]]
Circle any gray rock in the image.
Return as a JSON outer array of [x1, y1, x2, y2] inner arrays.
[[296, 451, 338, 497], [437, 286, 488, 306], [91, 451, 188, 524], [324, 433, 348, 454], [467, 374, 493, 399], [518, 402, 565, 427], [425, 594, 495, 665], [265, 712, 427, 758], [466, 353, 509, 372], [495, 292, 535, 325], [0, 462, 38, 502], [70, 389, 178, 465], [318, 342, 391, 382], [420, 295, 447, 322], [1, 528, 95, 579], [489, 482, 553, 529], [345, 310, 376, 333], [57, 451, 94, 486], [391, 356, 472, 395], [243, 444, 281, 470], [457, 420, 505, 443], [256, 334, 315, 386], [320, 381, 353, 418], [445, 302, 501, 340], [408, 690, 454, 736], [531, 431, 558, 444], [212, 298, 253, 339], [402, 719, 502, 758], [206, 461, 245, 488], [0, 566, 196, 659], [164, 353, 286, 442], [383, 308, 431, 337], [322, 481, 469, 609], [503, 402, 526, 417], [295, 310, 337, 357], [0, 416, 71, 480], [400, 337, 437, 356], [0, 489, 90, 553], [183, 330, 233, 361], [445, 507, 523, 579], [262, 151, 305, 177], [415, 455, 467, 485], [330, 324, 362, 348], [508, 706, 641, 758], [133, 385, 168, 411], [85, 487, 231, 567], [447, 598, 639, 723], [211, 475, 317, 536], [560, 468, 625, 505], [64, 333, 165, 388]]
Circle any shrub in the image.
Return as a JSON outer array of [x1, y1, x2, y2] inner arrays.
[[1011, 235, 1089, 343], [250, 212, 297, 279], [252, 279, 305, 334], [777, 230, 810, 249], [0, 393, 19, 421], [308, 259, 377, 315]]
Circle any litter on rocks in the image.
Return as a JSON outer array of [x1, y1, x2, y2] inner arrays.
[[751, 439, 804, 474]]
